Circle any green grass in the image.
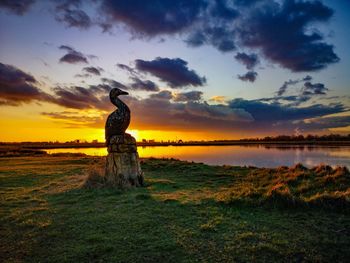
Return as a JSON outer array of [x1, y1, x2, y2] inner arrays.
[[0, 156, 349, 262]]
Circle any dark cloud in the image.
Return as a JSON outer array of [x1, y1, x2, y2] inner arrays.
[[83, 66, 103, 76], [101, 78, 128, 90], [302, 81, 328, 96], [228, 98, 344, 123], [257, 95, 310, 106], [210, 0, 239, 20], [117, 63, 138, 76], [274, 77, 327, 106], [238, 71, 257, 82], [277, 79, 300, 96], [234, 52, 259, 70], [75, 73, 91, 78], [125, 96, 253, 131], [59, 53, 88, 64], [234, 0, 262, 7], [185, 2, 237, 53], [185, 31, 207, 47], [99, 0, 207, 36], [51, 85, 111, 110], [0, 0, 35, 15], [188, 26, 236, 52], [173, 91, 203, 102], [58, 45, 88, 64], [98, 22, 113, 33], [303, 75, 312, 82], [31, 80, 346, 134], [149, 90, 173, 100], [97, 1, 338, 73], [0, 62, 51, 105], [296, 115, 350, 132], [130, 77, 159, 92], [59, 45, 74, 52], [135, 57, 206, 88], [41, 110, 106, 129], [237, 0, 339, 72], [56, 9, 92, 29]]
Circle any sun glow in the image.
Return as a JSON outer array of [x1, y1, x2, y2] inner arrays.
[[127, 129, 139, 141]]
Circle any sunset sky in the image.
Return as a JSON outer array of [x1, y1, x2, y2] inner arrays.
[[0, 0, 349, 142]]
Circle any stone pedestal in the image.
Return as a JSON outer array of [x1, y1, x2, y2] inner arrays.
[[105, 133, 144, 188]]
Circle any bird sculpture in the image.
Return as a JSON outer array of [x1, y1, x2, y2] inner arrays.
[[105, 87, 130, 145]]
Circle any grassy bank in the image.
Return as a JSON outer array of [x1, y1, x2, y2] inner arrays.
[[0, 156, 349, 262]]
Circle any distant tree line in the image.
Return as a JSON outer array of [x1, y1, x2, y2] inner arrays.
[[240, 134, 350, 142]]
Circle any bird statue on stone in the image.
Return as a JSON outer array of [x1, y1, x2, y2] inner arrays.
[[105, 87, 130, 145]]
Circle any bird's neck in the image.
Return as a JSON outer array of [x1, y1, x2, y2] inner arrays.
[[112, 96, 128, 111]]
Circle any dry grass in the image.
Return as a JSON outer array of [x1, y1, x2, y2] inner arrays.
[[216, 163, 350, 210], [82, 159, 107, 189], [0, 146, 46, 157]]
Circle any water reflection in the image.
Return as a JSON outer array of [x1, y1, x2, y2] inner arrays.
[[46, 145, 350, 168]]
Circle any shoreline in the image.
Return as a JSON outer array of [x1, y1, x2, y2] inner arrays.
[[1, 140, 350, 149]]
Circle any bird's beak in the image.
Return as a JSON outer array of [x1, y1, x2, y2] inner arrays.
[[120, 90, 129, 95]]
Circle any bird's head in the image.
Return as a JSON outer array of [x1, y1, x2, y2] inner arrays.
[[110, 88, 129, 99]]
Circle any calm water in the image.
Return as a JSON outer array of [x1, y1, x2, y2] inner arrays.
[[46, 145, 350, 168]]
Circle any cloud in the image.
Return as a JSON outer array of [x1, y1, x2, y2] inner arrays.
[[173, 91, 203, 102], [296, 115, 350, 132], [58, 45, 88, 64], [96, 0, 338, 73], [82, 66, 103, 76], [130, 77, 159, 92], [74, 73, 91, 78], [274, 76, 327, 106], [234, 0, 262, 7], [51, 85, 111, 110], [149, 90, 173, 100], [257, 95, 311, 108], [135, 57, 206, 88], [237, 0, 339, 72], [41, 110, 106, 128], [0, 62, 52, 105], [228, 98, 345, 123], [99, 1, 238, 52], [234, 52, 259, 70], [25, 79, 345, 135], [302, 81, 328, 96], [303, 75, 312, 82], [149, 90, 203, 102], [55, 7, 92, 29], [238, 71, 258, 82], [186, 26, 236, 52], [209, 95, 227, 103], [277, 79, 300, 96], [125, 96, 254, 131], [0, 0, 35, 15], [101, 78, 128, 90], [210, 0, 239, 20], [117, 63, 138, 76], [99, 0, 207, 36]]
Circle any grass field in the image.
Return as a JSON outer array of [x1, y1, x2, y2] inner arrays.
[[0, 156, 349, 262]]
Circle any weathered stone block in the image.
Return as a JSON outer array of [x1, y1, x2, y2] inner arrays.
[[105, 133, 144, 187]]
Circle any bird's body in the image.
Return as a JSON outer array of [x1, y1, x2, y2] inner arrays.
[[105, 88, 130, 145]]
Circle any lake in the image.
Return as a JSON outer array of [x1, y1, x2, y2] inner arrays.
[[45, 145, 350, 168]]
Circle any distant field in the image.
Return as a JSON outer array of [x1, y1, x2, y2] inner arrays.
[[0, 156, 349, 262]]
